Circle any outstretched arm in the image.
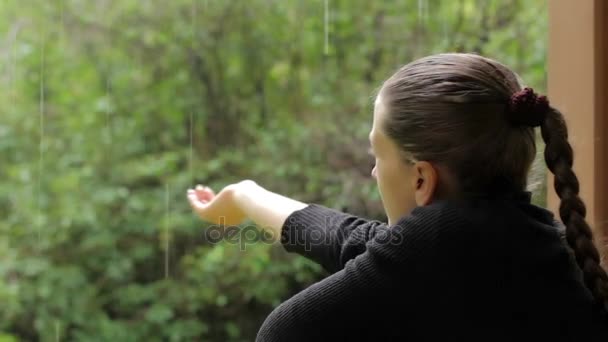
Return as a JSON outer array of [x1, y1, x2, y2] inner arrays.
[[232, 180, 390, 273], [231, 180, 309, 239], [188, 179, 309, 235], [188, 180, 389, 273]]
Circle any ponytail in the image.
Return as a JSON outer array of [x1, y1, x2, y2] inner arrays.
[[508, 87, 608, 314], [540, 107, 608, 313]]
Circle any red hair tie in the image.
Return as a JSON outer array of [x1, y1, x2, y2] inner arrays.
[[507, 87, 549, 127]]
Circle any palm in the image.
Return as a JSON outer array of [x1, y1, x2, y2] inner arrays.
[[186, 184, 246, 226]]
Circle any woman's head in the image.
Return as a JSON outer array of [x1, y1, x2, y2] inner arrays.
[[372, 53, 536, 223], [371, 52, 608, 314]]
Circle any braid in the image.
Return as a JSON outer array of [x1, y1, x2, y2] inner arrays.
[[540, 107, 608, 313]]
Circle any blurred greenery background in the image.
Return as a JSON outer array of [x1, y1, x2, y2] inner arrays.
[[1, 0, 547, 341]]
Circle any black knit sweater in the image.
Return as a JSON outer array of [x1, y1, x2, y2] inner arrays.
[[255, 192, 608, 341]]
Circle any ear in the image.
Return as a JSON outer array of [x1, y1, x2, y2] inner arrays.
[[412, 161, 438, 206]]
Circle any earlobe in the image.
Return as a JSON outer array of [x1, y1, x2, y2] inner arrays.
[[414, 161, 438, 206]]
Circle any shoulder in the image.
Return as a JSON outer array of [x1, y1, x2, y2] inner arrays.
[[256, 247, 395, 341]]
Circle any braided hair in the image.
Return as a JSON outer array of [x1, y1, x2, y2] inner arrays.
[[508, 87, 608, 314]]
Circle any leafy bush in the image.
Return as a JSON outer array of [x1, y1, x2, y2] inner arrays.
[[0, 0, 546, 340]]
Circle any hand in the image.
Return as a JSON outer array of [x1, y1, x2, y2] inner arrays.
[[186, 183, 247, 226]]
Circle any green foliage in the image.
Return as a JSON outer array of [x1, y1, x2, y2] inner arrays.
[[0, 0, 547, 340]]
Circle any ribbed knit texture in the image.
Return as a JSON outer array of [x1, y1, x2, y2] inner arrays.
[[256, 193, 608, 341]]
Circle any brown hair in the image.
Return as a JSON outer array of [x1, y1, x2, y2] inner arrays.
[[378, 53, 608, 313]]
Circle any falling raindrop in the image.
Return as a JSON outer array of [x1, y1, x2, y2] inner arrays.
[[192, 0, 197, 40], [11, 29, 17, 112], [190, 0, 197, 214], [442, 17, 449, 48], [38, 32, 45, 242], [55, 320, 60, 341], [324, 0, 329, 55], [60, 0, 65, 45], [190, 110, 194, 186], [165, 183, 170, 278], [106, 77, 111, 133], [418, 0, 428, 25]]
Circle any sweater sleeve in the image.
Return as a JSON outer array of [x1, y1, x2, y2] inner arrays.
[[279, 203, 390, 274]]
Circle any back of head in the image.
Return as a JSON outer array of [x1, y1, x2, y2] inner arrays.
[[378, 52, 608, 316]]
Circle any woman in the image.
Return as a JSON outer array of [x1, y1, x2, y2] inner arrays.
[[187, 53, 608, 341]]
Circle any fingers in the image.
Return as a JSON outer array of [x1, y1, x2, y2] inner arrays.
[[195, 184, 214, 202], [187, 189, 206, 211], [199, 184, 215, 195], [187, 184, 215, 213]]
